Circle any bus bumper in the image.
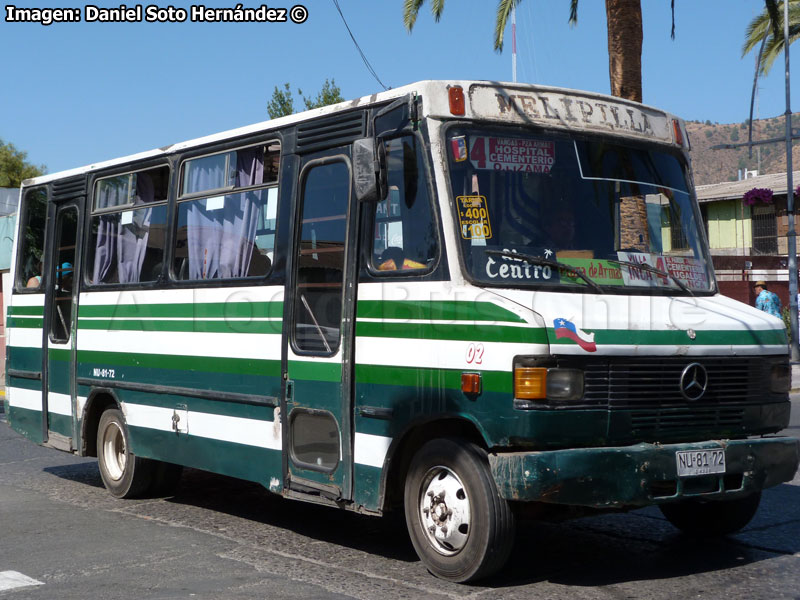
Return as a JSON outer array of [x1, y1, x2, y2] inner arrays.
[[488, 437, 800, 508]]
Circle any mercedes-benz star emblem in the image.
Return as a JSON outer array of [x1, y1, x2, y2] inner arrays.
[[679, 362, 708, 401]]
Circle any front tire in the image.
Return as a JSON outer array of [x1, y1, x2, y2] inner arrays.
[[404, 438, 515, 582], [659, 492, 762, 536], [97, 408, 154, 498]]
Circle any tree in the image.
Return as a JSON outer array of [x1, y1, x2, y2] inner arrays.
[[403, 0, 677, 103], [266, 83, 295, 119], [742, 0, 800, 76], [266, 79, 345, 119], [0, 139, 45, 188], [302, 79, 345, 111]]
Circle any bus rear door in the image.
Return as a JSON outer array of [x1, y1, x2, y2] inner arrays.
[[43, 195, 81, 451]]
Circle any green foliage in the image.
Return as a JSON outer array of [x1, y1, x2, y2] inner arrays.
[[730, 128, 740, 141], [705, 130, 714, 139], [267, 79, 344, 119], [266, 83, 295, 119], [782, 305, 792, 343], [301, 79, 345, 111], [705, 120, 712, 125], [742, 1, 800, 76], [0, 139, 45, 188]]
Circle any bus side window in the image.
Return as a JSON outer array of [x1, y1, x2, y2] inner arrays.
[[173, 143, 279, 281], [370, 135, 438, 273], [16, 187, 47, 291], [87, 166, 170, 285]]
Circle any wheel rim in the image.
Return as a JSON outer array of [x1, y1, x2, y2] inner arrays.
[[418, 466, 471, 556], [101, 421, 127, 481]]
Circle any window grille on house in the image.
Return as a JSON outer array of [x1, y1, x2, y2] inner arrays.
[[751, 204, 778, 255], [669, 205, 689, 250]]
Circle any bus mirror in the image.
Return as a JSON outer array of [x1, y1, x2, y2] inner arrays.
[[353, 138, 387, 202]]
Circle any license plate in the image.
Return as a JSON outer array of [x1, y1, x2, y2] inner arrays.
[[676, 449, 725, 477]]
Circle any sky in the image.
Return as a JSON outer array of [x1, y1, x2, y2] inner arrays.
[[1, 0, 795, 175]]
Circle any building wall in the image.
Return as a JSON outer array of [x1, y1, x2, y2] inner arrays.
[[706, 200, 751, 251]]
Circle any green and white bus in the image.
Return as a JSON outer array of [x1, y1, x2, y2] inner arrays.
[[6, 80, 799, 582]]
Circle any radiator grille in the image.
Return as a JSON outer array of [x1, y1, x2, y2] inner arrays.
[[553, 355, 784, 439]]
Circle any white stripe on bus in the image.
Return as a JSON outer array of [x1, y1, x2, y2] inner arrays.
[[47, 392, 72, 416], [122, 402, 282, 451], [7, 387, 43, 412], [6, 327, 44, 348], [77, 329, 282, 359], [78, 286, 284, 306], [353, 432, 392, 468]]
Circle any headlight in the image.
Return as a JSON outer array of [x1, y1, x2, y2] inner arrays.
[[770, 362, 792, 394], [514, 364, 584, 408]]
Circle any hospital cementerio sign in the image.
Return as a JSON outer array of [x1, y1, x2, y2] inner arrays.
[[467, 84, 674, 143]]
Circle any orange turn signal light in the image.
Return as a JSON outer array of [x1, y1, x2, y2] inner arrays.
[[672, 119, 684, 146], [514, 367, 547, 400], [461, 372, 482, 395], [449, 86, 465, 116]]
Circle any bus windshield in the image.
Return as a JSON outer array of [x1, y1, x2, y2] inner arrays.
[[446, 128, 714, 293]]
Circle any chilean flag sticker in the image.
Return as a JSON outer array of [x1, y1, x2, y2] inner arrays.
[[553, 318, 597, 352]]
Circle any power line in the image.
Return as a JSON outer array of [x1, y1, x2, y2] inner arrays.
[[331, 0, 388, 91]]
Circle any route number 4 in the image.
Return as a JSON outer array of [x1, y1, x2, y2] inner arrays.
[[466, 343, 484, 365]]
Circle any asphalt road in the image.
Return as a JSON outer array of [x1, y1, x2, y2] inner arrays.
[[1, 398, 799, 600]]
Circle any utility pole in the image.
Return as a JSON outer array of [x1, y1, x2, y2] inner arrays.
[[783, 0, 799, 361], [512, 6, 517, 83]]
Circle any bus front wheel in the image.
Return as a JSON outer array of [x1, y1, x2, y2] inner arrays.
[[659, 492, 762, 536], [97, 408, 154, 499], [403, 438, 515, 582]]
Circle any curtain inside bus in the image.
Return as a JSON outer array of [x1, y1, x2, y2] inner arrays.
[[92, 172, 155, 284], [185, 148, 264, 279]]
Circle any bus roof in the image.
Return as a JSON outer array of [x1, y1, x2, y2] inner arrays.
[[22, 80, 682, 188]]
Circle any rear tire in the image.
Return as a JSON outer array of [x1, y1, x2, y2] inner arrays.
[[97, 408, 154, 498], [659, 492, 762, 536], [404, 438, 515, 582]]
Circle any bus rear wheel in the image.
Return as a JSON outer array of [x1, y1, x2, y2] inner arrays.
[[659, 492, 762, 536], [97, 408, 154, 499], [403, 438, 515, 582]]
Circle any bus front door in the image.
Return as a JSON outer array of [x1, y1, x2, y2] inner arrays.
[[283, 154, 357, 502], [43, 202, 80, 451]]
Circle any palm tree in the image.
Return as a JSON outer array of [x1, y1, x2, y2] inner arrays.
[[403, 0, 655, 103], [742, 0, 800, 76]]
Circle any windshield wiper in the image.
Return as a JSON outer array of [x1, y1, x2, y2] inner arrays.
[[605, 258, 694, 295], [485, 250, 605, 294]]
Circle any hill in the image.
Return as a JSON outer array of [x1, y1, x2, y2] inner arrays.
[[687, 114, 800, 186]]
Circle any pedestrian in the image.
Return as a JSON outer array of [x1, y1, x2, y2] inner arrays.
[[753, 280, 782, 318]]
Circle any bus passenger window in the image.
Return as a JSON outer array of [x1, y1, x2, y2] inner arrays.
[[88, 166, 169, 285], [371, 135, 438, 273], [174, 143, 279, 280], [16, 188, 47, 291]]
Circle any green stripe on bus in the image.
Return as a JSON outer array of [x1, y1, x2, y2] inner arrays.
[[356, 321, 546, 344], [6, 317, 44, 328], [355, 364, 511, 394], [79, 301, 283, 320], [549, 327, 787, 347], [356, 300, 525, 323], [77, 349, 281, 377], [78, 319, 282, 335], [7, 306, 44, 316], [6, 347, 44, 372], [288, 360, 342, 382]]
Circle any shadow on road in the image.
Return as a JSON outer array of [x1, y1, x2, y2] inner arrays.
[[43, 462, 419, 563], [41, 460, 800, 588]]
